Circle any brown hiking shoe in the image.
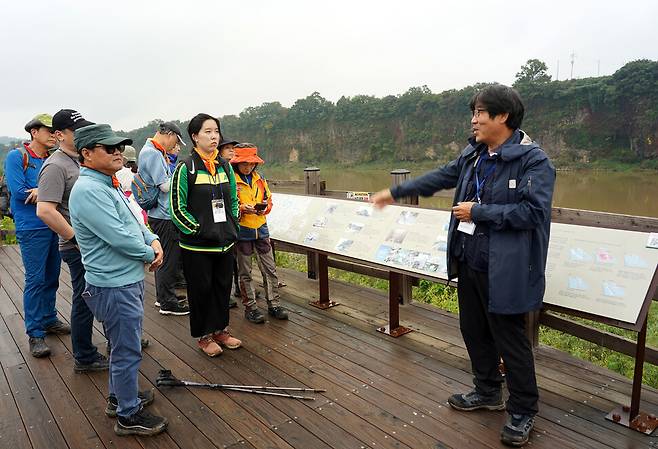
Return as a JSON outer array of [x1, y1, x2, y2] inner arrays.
[[197, 336, 222, 357], [213, 330, 241, 349]]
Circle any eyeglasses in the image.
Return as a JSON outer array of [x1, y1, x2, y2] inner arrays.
[[472, 108, 488, 118], [92, 144, 126, 154]]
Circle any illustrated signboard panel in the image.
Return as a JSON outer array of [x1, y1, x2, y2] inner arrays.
[[267, 193, 658, 326]]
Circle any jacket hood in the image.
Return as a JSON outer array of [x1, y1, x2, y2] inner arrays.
[[465, 129, 538, 162]]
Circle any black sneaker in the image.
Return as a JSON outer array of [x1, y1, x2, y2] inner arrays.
[[245, 308, 265, 324], [500, 413, 534, 447], [448, 389, 505, 411], [268, 306, 289, 320], [159, 301, 190, 316], [45, 320, 71, 335], [114, 407, 167, 436], [29, 337, 51, 358], [106, 390, 155, 418], [74, 354, 109, 373]]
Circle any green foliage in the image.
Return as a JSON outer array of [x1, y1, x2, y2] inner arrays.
[[1, 217, 16, 245], [119, 60, 658, 168]]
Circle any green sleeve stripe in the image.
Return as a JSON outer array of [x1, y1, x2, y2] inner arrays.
[[227, 163, 239, 219], [170, 163, 198, 234]]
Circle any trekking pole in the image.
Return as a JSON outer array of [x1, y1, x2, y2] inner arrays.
[[156, 369, 322, 400]]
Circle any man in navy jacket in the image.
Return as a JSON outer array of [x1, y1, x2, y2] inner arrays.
[[373, 84, 555, 447]]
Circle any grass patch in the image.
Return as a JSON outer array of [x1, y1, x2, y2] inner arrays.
[[0, 216, 16, 244], [275, 250, 658, 387]]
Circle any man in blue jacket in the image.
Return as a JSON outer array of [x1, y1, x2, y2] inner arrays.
[[4, 114, 70, 358], [70, 124, 167, 437], [372, 84, 555, 447]]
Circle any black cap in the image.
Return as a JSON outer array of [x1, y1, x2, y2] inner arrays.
[[52, 109, 94, 132], [218, 138, 239, 149], [159, 121, 185, 146]]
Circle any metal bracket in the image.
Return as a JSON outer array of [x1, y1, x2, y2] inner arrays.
[[377, 324, 412, 338], [606, 406, 658, 435]]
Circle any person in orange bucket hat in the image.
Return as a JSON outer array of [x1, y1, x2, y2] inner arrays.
[[231, 143, 288, 323]]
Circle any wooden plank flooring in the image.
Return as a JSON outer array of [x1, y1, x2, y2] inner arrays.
[[0, 244, 656, 449]]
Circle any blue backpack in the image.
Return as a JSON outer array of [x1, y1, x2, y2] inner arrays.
[[130, 172, 159, 210]]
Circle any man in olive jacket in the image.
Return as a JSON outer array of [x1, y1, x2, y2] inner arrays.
[[372, 84, 555, 447]]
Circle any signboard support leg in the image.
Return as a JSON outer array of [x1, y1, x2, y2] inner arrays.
[[606, 317, 658, 434], [310, 254, 339, 309], [377, 272, 412, 337]]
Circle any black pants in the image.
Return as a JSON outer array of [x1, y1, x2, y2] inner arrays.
[[181, 248, 233, 338], [457, 263, 539, 416], [148, 218, 181, 307]]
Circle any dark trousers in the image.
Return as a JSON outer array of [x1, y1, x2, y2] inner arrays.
[[60, 248, 100, 364], [457, 263, 539, 416], [181, 248, 233, 338], [148, 218, 181, 307]]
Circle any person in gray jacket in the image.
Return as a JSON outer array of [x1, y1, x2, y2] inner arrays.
[[372, 84, 555, 447]]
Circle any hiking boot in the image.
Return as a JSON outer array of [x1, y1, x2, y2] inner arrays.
[[74, 354, 109, 373], [29, 337, 51, 358], [114, 407, 167, 436], [159, 301, 190, 316], [448, 389, 505, 411], [228, 297, 238, 308], [106, 390, 155, 418], [198, 336, 223, 357], [232, 289, 241, 299], [268, 306, 289, 320], [245, 308, 265, 324], [213, 330, 241, 349], [154, 300, 160, 307], [45, 320, 71, 335], [500, 413, 534, 447]]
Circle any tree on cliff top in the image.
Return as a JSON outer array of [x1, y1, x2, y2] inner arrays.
[[514, 59, 552, 86]]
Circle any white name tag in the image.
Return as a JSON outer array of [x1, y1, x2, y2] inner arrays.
[[509, 179, 517, 189], [457, 220, 476, 235], [212, 199, 227, 223]]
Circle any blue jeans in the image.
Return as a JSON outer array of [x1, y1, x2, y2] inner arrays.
[[60, 248, 100, 364], [83, 281, 144, 417], [16, 229, 61, 338]]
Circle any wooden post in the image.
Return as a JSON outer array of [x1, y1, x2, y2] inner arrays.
[[309, 253, 339, 309], [525, 310, 540, 348], [390, 169, 415, 304], [304, 167, 320, 279], [605, 316, 658, 434], [377, 271, 412, 337]]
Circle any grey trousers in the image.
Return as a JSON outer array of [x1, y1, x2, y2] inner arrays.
[[236, 239, 280, 310]]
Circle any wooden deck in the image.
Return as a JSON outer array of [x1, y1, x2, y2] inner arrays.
[[0, 243, 656, 449]]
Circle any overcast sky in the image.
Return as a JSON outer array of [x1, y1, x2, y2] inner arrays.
[[1, 0, 656, 137]]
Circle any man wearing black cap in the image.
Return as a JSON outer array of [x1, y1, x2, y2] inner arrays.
[[69, 123, 167, 437], [37, 109, 109, 372], [4, 113, 70, 358], [137, 121, 189, 316]]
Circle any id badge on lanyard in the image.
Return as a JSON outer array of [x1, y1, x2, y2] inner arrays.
[[212, 199, 227, 223]]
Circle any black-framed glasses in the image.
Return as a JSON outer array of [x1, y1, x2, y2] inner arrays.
[[92, 144, 126, 154], [472, 108, 488, 118]]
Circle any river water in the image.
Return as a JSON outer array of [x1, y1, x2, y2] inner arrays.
[[263, 167, 658, 218]]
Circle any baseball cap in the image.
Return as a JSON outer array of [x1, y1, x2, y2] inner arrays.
[[123, 145, 137, 162], [74, 124, 133, 152], [24, 113, 53, 133], [219, 138, 239, 149], [159, 121, 186, 146], [52, 109, 94, 132]]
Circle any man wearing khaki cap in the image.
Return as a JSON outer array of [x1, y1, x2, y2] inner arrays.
[[4, 113, 70, 358], [70, 123, 167, 436]]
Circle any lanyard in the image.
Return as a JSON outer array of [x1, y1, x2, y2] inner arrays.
[[209, 167, 226, 202], [474, 154, 497, 204]]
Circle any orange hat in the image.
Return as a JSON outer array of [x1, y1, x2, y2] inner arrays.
[[230, 146, 264, 164]]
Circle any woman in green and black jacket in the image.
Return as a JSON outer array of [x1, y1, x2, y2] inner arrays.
[[170, 113, 242, 357]]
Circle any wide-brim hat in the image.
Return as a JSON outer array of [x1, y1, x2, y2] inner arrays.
[[24, 113, 53, 132], [123, 145, 137, 162], [230, 146, 264, 164], [74, 123, 133, 152]]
